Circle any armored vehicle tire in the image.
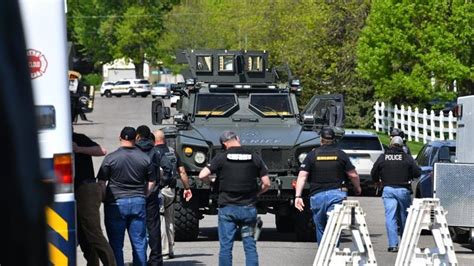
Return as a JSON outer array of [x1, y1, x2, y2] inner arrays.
[[129, 89, 137, 97], [174, 200, 199, 241], [104, 90, 112, 98], [294, 205, 315, 242], [276, 214, 295, 233]]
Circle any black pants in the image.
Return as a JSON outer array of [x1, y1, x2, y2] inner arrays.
[[76, 182, 116, 266], [146, 188, 163, 266]]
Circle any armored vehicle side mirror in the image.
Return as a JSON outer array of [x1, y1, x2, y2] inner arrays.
[[151, 99, 170, 125], [302, 114, 315, 124], [438, 146, 450, 162], [171, 84, 188, 97]]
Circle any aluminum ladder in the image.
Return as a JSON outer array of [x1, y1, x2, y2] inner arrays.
[[313, 200, 377, 266], [395, 198, 458, 266]]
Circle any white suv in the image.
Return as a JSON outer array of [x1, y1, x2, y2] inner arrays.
[[101, 79, 151, 98], [337, 130, 384, 195]]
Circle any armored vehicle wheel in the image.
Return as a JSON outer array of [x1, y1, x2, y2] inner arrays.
[[276, 214, 295, 233], [129, 89, 137, 97], [174, 200, 199, 241], [104, 90, 112, 98], [294, 204, 315, 242]]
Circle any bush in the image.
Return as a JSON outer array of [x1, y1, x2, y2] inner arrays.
[[82, 73, 103, 89]]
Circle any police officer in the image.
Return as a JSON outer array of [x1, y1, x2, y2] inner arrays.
[[371, 136, 421, 252], [390, 128, 411, 155], [199, 131, 271, 266], [294, 127, 362, 244]]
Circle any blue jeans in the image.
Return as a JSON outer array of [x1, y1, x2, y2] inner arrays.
[[105, 197, 147, 266], [218, 205, 258, 266], [310, 189, 347, 243], [382, 186, 411, 248]]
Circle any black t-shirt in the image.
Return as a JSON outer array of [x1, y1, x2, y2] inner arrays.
[[300, 144, 355, 195], [97, 146, 155, 202], [73, 133, 98, 189], [207, 146, 268, 206]]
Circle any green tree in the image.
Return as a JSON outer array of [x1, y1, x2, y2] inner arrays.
[[357, 0, 473, 106], [68, 0, 174, 78], [158, 0, 372, 127]]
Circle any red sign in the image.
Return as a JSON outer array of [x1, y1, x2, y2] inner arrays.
[[27, 49, 48, 79]]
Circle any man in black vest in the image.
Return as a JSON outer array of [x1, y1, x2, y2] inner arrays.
[[371, 136, 421, 252], [390, 128, 411, 155], [294, 127, 361, 244], [199, 131, 271, 266]]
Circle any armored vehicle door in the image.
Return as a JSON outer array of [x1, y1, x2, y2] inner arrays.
[[301, 94, 344, 128]]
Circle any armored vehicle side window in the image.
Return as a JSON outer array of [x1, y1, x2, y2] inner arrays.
[[218, 55, 234, 72], [247, 56, 263, 72], [249, 94, 293, 117], [196, 55, 212, 72], [196, 94, 238, 116]]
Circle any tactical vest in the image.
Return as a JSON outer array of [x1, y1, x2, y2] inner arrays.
[[380, 149, 411, 185], [218, 148, 259, 193], [310, 145, 346, 187]]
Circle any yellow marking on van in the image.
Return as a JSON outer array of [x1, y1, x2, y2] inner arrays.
[[48, 243, 68, 265], [316, 156, 338, 161], [46, 207, 68, 241]]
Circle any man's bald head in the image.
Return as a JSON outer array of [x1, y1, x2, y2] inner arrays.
[[153, 129, 165, 144]]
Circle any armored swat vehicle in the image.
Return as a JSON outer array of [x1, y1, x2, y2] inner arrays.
[[152, 49, 344, 241]]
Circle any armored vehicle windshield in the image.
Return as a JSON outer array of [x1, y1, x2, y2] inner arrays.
[[249, 94, 293, 117], [196, 93, 238, 117]]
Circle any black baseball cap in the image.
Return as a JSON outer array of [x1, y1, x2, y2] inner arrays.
[[219, 130, 238, 144], [320, 127, 335, 140], [120, 126, 136, 141], [136, 125, 151, 138]]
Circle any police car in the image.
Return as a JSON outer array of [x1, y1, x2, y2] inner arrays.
[[337, 130, 384, 194], [102, 78, 151, 97]]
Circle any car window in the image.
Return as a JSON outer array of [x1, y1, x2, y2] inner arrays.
[[429, 147, 440, 165], [431, 146, 457, 165], [338, 136, 383, 151], [416, 145, 432, 166], [138, 80, 149, 84]]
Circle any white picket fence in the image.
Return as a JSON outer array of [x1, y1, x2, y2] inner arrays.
[[373, 101, 456, 144]]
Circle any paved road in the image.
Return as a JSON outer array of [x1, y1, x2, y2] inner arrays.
[[75, 95, 473, 265]]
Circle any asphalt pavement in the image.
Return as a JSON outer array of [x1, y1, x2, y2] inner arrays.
[[74, 95, 473, 265]]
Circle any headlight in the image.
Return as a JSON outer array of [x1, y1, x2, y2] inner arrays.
[[298, 152, 307, 164], [194, 151, 206, 164], [183, 146, 193, 156]]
